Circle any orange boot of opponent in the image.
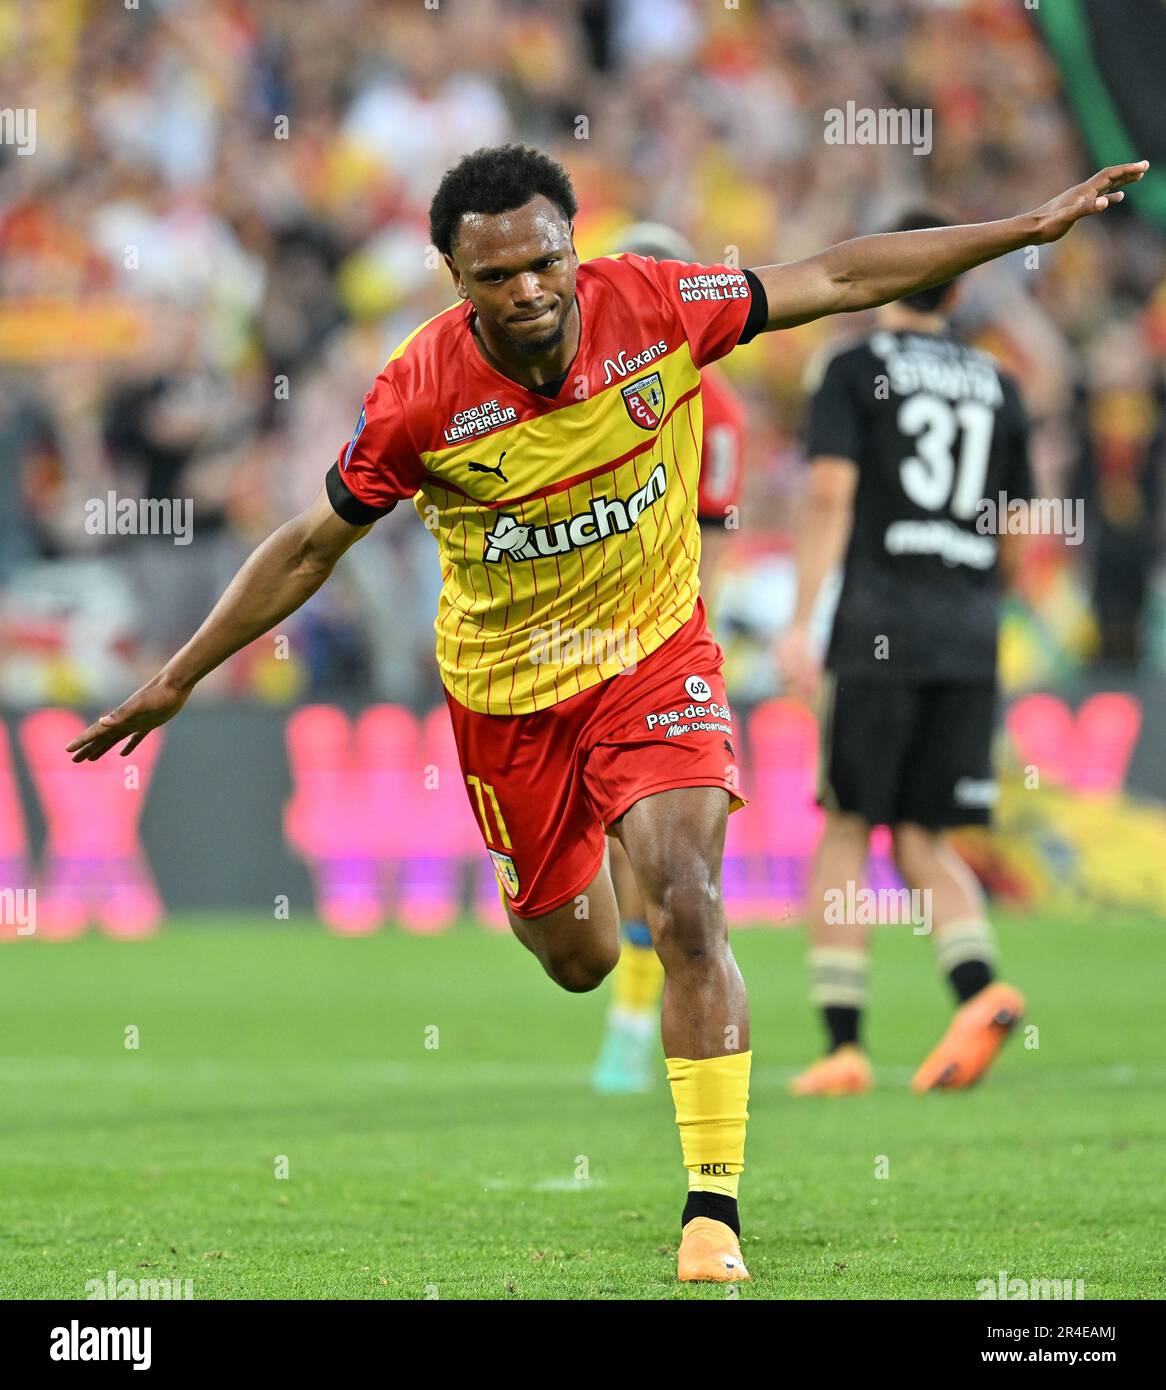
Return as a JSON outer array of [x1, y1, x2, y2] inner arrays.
[[788, 1044, 872, 1097], [911, 982, 1025, 1093]]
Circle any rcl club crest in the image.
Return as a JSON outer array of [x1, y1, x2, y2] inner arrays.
[[489, 849, 520, 898], [621, 372, 665, 430]]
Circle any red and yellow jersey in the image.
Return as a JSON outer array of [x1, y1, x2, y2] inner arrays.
[[327, 254, 760, 715]]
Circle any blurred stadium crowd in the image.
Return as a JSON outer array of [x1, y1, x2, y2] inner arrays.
[[1, 0, 1163, 710]]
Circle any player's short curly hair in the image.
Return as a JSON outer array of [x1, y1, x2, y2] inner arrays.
[[429, 144, 578, 258]]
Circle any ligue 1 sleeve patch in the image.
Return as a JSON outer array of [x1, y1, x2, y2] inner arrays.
[[489, 849, 520, 898], [342, 404, 367, 469], [621, 372, 665, 430]]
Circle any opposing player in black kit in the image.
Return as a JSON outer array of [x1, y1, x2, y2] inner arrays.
[[779, 210, 1032, 1095]]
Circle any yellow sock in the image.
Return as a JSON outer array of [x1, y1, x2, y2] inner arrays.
[[666, 1052, 751, 1199], [612, 928, 664, 1015]]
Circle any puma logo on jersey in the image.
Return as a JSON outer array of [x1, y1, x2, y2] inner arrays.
[[467, 451, 508, 483], [483, 463, 667, 563]]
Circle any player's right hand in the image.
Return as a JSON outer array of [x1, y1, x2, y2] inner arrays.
[[777, 623, 821, 706], [65, 674, 192, 762]]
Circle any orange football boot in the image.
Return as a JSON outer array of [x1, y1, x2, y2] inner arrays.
[[677, 1216, 750, 1282], [788, 1044, 872, 1097], [911, 982, 1025, 1093]]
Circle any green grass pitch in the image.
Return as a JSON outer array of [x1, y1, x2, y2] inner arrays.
[[1, 908, 1163, 1300]]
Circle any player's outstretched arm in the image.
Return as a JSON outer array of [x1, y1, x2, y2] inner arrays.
[[752, 161, 1149, 332], [66, 488, 372, 762]]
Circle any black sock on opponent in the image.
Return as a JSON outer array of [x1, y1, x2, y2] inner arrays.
[[949, 959, 993, 1004], [824, 1004, 860, 1052], [817, 964, 995, 1077]]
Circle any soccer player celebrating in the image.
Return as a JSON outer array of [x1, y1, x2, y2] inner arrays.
[[69, 147, 1147, 1281], [591, 222, 748, 1097], [780, 210, 1036, 1097]]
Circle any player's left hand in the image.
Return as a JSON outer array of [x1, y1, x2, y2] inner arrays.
[[1029, 161, 1149, 243]]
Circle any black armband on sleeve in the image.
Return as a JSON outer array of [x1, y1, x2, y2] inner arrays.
[[737, 269, 769, 345], [325, 462, 395, 525]]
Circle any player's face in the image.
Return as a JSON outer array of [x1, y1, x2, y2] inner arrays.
[[447, 195, 578, 357]]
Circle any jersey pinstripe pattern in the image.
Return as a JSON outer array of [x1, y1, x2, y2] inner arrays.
[[332, 253, 754, 714]]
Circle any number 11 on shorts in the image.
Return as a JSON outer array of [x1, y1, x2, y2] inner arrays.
[[465, 775, 512, 849]]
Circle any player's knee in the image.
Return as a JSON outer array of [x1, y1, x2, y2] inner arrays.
[[822, 810, 870, 848], [652, 863, 725, 968], [892, 822, 940, 882], [544, 945, 618, 993]]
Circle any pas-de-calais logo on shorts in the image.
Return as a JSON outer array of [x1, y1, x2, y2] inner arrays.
[[490, 849, 520, 898], [684, 674, 712, 701]]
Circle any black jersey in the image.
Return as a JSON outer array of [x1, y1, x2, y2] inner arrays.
[[805, 328, 1033, 683]]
